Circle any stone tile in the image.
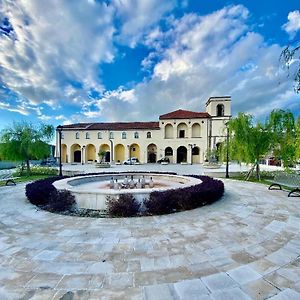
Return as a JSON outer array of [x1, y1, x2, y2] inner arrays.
[[143, 284, 174, 300], [265, 248, 298, 266], [25, 273, 63, 289], [249, 258, 279, 275], [227, 265, 261, 285], [56, 274, 93, 290], [269, 288, 300, 300], [174, 279, 209, 299], [86, 261, 114, 274], [202, 272, 238, 292], [33, 250, 62, 261], [264, 271, 295, 290], [241, 278, 280, 300], [107, 272, 133, 289], [211, 287, 252, 300]]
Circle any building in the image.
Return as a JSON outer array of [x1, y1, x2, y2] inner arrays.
[[56, 96, 231, 164]]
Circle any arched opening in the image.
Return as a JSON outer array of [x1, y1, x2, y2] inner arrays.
[[147, 131, 151, 138], [165, 147, 173, 163], [177, 146, 187, 163], [99, 144, 110, 163], [177, 122, 188, 138], [165, 124, 173, 139], [71, 144, 81, 163], [217, 104, 224, 117], [147, 143, 157, 163], [192, 123, 201, 138], [85, 144, 96, 162], [192, 146, 200, 164], [129, 143, 140, 161], [115, 144, 125, 163], [61, 144, 67, 163]]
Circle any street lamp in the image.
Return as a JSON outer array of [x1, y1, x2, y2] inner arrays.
[[225, 123, 230, 178], [81, 145, 86, 165], [109, 133, 113, 164], [57, 125, 63, 176]]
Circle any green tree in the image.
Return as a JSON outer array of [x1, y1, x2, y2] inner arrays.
[[228, 113, 272, 180], [266, 109, 296, 168], [280, 44, 300, 93], [0, 122, 54, 175]]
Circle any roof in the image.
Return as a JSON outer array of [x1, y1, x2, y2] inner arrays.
[[59, 122, 160, 131], [159, 109, 210, 120], [206, 96, 231, 106]]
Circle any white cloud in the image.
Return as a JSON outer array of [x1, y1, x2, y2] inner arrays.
[[113, 0, 176, 47], [0, 0, 115, 109], [95, 5, 296, 121], [282, 10, 300, 38]]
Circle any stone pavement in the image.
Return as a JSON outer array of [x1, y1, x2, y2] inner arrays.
[[0, 178, 299, 299]]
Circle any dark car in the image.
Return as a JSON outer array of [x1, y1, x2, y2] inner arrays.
[[157, 157, 170, 164]]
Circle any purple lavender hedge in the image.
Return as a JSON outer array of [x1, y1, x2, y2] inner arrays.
[[145, 175, 224, 215]]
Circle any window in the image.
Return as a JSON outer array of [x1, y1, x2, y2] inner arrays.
[[86, 132, 90, 139], [134, 132, 139, 138], [97, 132, 102, 139], [122, 132, 127, 139], [179, 130, 185, 138], [75, 132, 79, 139], [61, 132, 64, 139], [147, 132, 151, 138], [109, 132, 114, 139], [165, 147, 173, 156], [217, 104, 224, 117], [132, 147, 136, 152]]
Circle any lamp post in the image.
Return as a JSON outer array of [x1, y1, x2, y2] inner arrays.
[[81, 145, 86, 165], [57, 125, 63, 176], [109, 136, 113, 164], [225, 124, 230, 178]]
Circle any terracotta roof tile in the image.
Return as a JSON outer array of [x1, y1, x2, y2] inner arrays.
[[159, 109, 210, 120], [60, 122, 160, 131]]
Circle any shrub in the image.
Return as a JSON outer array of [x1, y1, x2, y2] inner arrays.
[[145, 175, 224, 215], [25, 176, 65, 206], [46, 190, 76, 212], [14, 165, 58, 176], [107, 193, 140, 217]]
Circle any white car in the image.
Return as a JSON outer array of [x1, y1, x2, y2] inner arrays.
[[123, 157, 139, 165]]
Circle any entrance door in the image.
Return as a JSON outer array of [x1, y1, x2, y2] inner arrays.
[[177, 146, 187, 163], [74, 150, 81, 163], [148, 152, 156, 163]]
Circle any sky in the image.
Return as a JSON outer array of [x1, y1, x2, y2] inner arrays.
[[0, 0, 299, 131]]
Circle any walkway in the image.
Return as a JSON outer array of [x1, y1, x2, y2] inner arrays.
[[0, 178, 299, 299]]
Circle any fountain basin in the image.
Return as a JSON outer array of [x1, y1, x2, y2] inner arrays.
[[53, 173, 202, 210]]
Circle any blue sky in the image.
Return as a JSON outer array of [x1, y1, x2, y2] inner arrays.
[[0, 0, 299, 132]]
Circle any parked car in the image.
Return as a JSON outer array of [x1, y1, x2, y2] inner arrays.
[[123, 157, 139, 165], [157, 157, 170, 164]]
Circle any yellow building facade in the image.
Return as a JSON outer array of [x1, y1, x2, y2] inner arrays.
[[56, 96, 231, 164]]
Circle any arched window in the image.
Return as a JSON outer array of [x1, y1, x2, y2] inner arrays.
[[165, 147, 173, 156], [86, 132, 90, 139], [217, 104, 224, 117], [122, 132, 127, 139], [75, 132, 79, 139], [97, 132, 102, 139], [134, 132, 139, 138], [147, 131, 151, 138], [109, 132, 114, 139]]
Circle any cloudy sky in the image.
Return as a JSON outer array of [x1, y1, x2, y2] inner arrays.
[[0, 0, 299, 130]]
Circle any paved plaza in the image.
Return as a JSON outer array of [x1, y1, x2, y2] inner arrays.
[[0, 165, 299, 299]]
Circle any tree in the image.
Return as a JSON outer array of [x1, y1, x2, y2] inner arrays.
[[266, 109, 296, 168], [0, 122, 54, 175], [228, 113, 272, 180], [98, 150, 107, 163], [280, 44, 300, 93]]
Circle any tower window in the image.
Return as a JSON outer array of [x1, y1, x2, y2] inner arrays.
[[122, 132, 127, 139], [147, 132, 151, 138], [217, 104, 224, 117]]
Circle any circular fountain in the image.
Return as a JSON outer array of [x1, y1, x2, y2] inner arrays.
[[53, 173, 202, 210]]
